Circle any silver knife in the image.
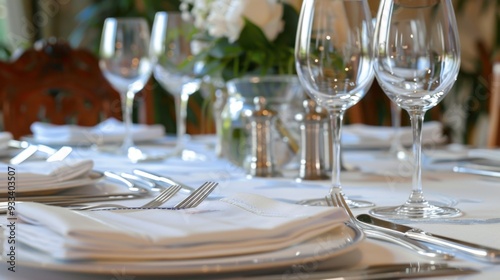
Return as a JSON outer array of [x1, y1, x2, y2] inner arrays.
[[453, 165, 500, 178], [223, 263, 477, 280], [357, 214, 500, 263], [9, 145, 38, 164]]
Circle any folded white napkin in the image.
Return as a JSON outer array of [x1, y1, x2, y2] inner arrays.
[[0, 131, 12, 150], [9, 193, 348, 261], [342, 121, 445, 148], [0, 159, 94, 191], [30, 118, 165, 145], [467, 149, 500, 163]]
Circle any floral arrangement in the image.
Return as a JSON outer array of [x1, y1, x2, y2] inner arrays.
[[179, 0, 303, 81]]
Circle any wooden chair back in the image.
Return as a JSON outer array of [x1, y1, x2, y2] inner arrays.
[[488, 63, 500, 147], [0, 38, 122, 139]]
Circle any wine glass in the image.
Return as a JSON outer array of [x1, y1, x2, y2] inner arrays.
[[371, 0, 462, 219], [99, 17, 153, 162], [150, 11, 202, 160], [295, 0, 375, 208]]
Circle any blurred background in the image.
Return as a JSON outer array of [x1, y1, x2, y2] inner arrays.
[[0, 0, 498, 147]]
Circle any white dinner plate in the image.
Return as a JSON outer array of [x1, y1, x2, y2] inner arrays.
[[0, 171, 104, 196], [12, 223, 363, 276]]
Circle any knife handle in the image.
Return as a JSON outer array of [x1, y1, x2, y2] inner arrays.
[[405, 229, 500, 263]]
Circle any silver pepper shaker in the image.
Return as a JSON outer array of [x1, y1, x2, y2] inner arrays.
[[246, 96, 280, 177], [296, 99, 329, 181]]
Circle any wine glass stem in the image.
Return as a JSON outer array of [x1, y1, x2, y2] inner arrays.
[[409, 111, 425, 202], [328, 109, 344, 192], [121, 90, 135, 151], [389, 102, 402, 153], [174, 92, 189, 152]]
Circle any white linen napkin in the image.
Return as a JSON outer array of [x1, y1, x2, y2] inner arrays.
[[30, 118, 165, 145], [0, 132, 12, 150], [0, 159, 93, 191], [467, 149, 500, 163], [342, 121, 445, 148], [9, 193, 349, 261]]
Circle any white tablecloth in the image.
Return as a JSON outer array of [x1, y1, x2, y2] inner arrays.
[[1, 135, 499, 279]]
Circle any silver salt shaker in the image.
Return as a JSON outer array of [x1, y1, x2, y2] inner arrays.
[[296, 99, 329, 181], [246, 96, 279, 177]]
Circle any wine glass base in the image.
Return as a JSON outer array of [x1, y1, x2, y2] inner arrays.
[[171, 148, 207, 161], [298, 197, 374, 208], [369, 203, 462, 220], [127, 147, 170, 163], [382, 145, 411, 161]]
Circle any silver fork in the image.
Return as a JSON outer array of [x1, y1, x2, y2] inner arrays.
[[173, 181, 218, 209], [78, 181, 217, 211], [325, 191, 453, 260], [77, 185, 182, 210]]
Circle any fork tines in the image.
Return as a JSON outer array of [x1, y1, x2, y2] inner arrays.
[[174, 181, 218, 209], [142, 185, 182, 208]]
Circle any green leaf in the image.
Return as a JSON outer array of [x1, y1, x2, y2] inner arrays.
[[237, 19, 271, 50], [274, 3, 300, 48], [208, 38, 243, 59]]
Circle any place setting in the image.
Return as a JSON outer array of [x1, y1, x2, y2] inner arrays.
[[2, 191, 366, 277]]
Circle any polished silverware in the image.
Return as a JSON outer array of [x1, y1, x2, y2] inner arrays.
[[8, 140, 62, 164], [77, 184, 182, 210], [325, 192, 452, 259], [132, 169, 195, 194], [46, 146, 73, 162], [173, 181, 217, 209], [229, 263, 477, 280], [101, 171, 150, 195], [81, 181, 217, 211], [357, 213, 500, 263], [119, 172, 164, 192], [9, 145, 38, 164], [453, 165, 500, 178]]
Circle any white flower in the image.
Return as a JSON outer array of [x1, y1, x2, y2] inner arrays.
[[181, 0, 285, 43]]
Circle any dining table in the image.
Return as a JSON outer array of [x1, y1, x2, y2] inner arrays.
[[1, 130, 500, 280]]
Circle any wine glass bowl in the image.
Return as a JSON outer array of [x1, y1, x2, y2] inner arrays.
[[150, 11, 202, 159], [295, 0, 375, 207], [370, 0, 462, 219], [99, 17, 153, 161]]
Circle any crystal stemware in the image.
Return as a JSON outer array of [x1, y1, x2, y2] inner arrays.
[[370, 0, 462, 219], [99, 17, 153, 162], [295, 0, 375, 208], [150, 11, 202, 160]]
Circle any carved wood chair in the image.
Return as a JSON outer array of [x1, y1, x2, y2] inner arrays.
[[0, 38, 122, 139], [488, 63, 500, 147]]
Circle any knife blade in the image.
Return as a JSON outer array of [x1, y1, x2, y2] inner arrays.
[[357, 214, 500, 263], [223, 263, 477, 280], [9, 145, 38, 164], [453, 165, 500, 178]]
